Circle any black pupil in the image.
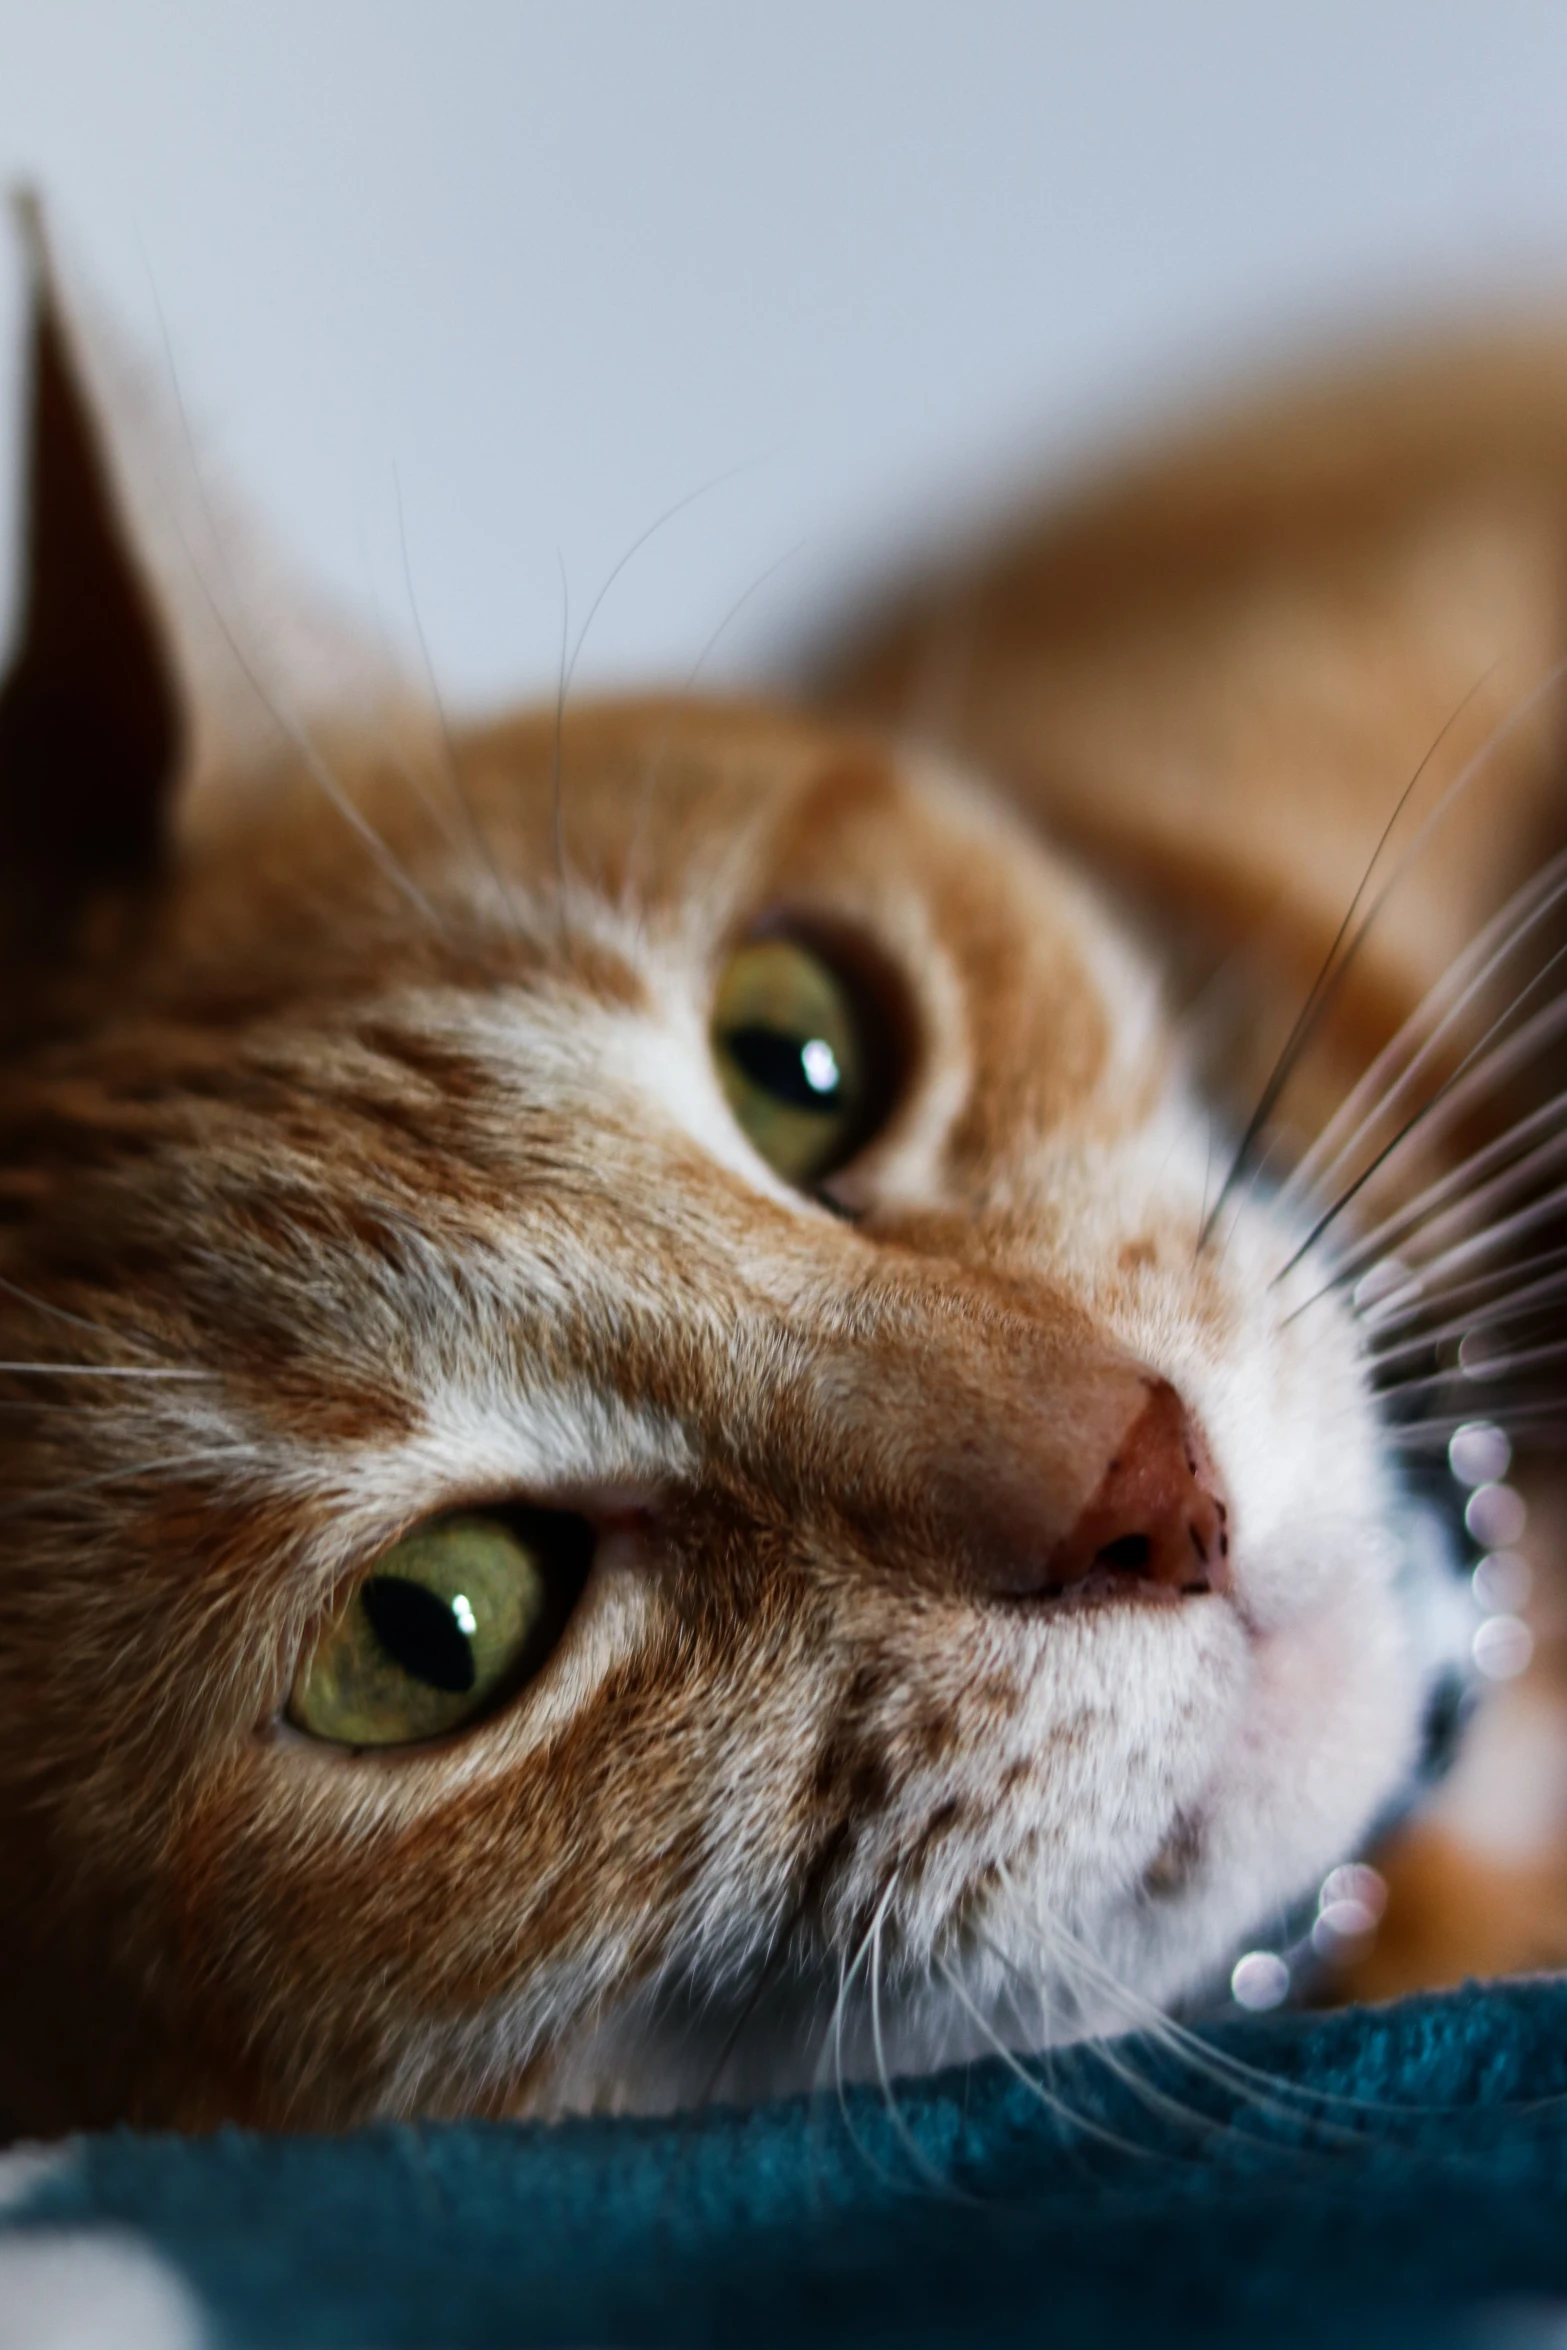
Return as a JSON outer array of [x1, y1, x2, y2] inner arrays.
[[362, 1576, 476, 1694], [724, 1023, 841, 1112]]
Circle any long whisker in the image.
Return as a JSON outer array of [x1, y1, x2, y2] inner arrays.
[[1033, 1912, 1400, 2141], [1378, 1334, 1567, 1403], [1201, 669, 1498, 1245], [141, 293, 452, 942], [932, 1950, 1161, 2163], [817, 1907, 900, 2185], [1350, 1003, 1567, 1235], [980, 1911, 1235, 2147], [1368, 1264, 1567, 1370], [622, 539, 807, 920], [867, 1894, 952, 2190], [393, 470, 526, 936], [1359, 1239, 1567, 1344], [1285, 1169, 1567, 1329], [1285, 834, 1567, 1217], [974, 1915, 1284, 2155], [1272, 934, 1567, 1287], [1385, 1408, 1567, 1449], [1279, 1022, 1567, 1293]]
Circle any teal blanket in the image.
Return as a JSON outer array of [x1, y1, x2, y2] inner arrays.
[[6, 1978, 1567, 2346]]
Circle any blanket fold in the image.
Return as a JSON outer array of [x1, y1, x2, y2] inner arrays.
[[5, 1977, 1567, 2347]]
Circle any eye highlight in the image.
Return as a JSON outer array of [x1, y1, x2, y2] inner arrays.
[[288, 1510, 589, 1749], [712, 935, 886, 1186]]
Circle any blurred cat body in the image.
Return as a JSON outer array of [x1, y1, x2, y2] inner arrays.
[[2, 236, 1566, 2131]]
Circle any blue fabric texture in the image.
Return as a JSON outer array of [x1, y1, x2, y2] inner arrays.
[[6, 1978, 1567, 2347]]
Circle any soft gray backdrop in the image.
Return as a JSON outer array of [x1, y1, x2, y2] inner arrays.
[[3, 2, 1567, 705]]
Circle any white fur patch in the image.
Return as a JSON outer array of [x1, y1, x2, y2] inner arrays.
[[0, 2232, 205, 2350]]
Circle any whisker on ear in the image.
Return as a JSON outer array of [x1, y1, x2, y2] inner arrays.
[[549, 550, 575, 949], [207, 583, 454, 941], [139, 300, 456, 946], [562, 458, 770, 716], [350, 553, 474, 871], [622, 539, 807, 924], [392, 469, 528, 938], [545, 462, 777, 936]]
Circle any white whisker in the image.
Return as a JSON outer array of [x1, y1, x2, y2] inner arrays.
[[1274, 934, 1567, 1287], [392, 469, 529, 939], [621, 539, 806, 921], [1288, 1170, 1567, 1329], [1378, 1333, 1567, 1403], [1386, 1409, 1567, 1448], [1368, 1266, 1567, 1370], [933, 1949, 1159, 2161], [1356, 1238, 1567, 1344], [1281, 670, 1567, 1209], [1314, 1089, 1567, 1297]]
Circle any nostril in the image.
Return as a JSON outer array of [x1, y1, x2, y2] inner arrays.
[[1043, 1377, 1233, 1603]]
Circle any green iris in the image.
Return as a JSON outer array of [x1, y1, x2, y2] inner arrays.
[[712, 938, 868, 1185], [289, 1513, 572, 1748]]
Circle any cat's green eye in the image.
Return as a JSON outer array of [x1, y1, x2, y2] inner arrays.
[[712, 937, 877, 1187], [288, 1512, 586, 1749]]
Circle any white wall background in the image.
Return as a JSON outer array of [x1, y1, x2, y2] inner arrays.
[[3, 1, 1567, 708]]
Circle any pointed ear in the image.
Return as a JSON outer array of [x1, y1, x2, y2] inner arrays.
[[0, 197, 185, 899]]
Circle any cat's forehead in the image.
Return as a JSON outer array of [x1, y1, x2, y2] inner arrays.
[[155, 695, 1157, 1135]]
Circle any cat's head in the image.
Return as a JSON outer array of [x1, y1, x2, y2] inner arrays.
[[0, 238, 1435, 2129]]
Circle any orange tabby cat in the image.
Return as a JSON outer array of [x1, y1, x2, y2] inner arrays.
[[1, 223, 1564, 2135]]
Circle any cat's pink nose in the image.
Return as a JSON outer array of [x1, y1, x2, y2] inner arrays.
[[1045, 1377, 1231, 1599]]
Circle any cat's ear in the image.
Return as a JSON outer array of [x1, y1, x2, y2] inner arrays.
[[0, 195, 185, 901]]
